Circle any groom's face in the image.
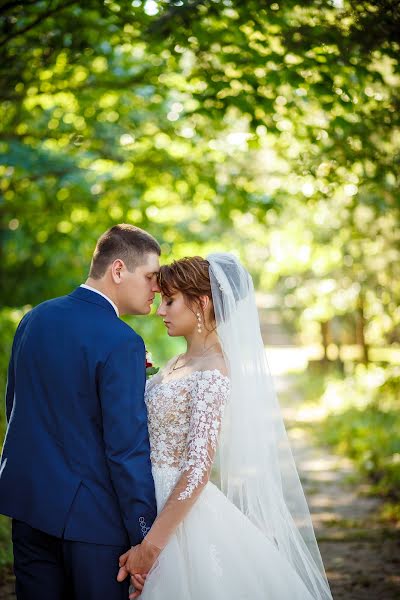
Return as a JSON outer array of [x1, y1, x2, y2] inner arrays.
[[119, 252, 160, 315]]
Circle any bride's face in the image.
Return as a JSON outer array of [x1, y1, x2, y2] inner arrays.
[[157, 291, 198, 337]]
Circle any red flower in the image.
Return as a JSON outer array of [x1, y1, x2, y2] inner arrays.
[[145, 349, 159, 380], [145, 351, 153, 369]]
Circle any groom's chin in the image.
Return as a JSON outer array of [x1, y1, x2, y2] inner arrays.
[[126, 306, 151, 316]]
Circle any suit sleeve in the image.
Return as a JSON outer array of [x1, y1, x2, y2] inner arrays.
[[98, 334, 157, 546]]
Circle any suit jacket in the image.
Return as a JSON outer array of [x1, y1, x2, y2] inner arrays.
[[0, 286, 157, 546]]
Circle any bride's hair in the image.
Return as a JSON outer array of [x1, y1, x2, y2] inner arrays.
[[158, 257, 215, 323]]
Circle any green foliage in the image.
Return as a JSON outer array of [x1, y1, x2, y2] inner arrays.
[[321, 404, 400, 492], [313, 365, 400, 521], [0, 516, 11, 573], [262, 195, 400, 351], [1, 0, 399, 309]]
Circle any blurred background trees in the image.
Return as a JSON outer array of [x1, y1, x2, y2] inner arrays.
[[1, 0, 399, 571]]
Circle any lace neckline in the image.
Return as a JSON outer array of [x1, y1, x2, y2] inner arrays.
[[152, 368, 230, 388]]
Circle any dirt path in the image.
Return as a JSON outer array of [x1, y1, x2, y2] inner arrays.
[[290, 426, 400, 599], [278, 374, 400, 600], [0, 576, 12, 600]]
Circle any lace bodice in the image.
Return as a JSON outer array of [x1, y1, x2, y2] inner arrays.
[[145, 369, 230, 500]]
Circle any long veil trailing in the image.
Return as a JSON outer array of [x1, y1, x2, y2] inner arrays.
[[207, 253, 333, 600]]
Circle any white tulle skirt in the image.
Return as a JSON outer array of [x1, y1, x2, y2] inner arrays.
[[140, 467, 316, 600]]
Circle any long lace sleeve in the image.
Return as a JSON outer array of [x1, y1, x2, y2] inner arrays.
[[144, 370, 229, 551]]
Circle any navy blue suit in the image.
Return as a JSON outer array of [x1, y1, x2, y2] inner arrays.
[[0, 287, 157, 599]]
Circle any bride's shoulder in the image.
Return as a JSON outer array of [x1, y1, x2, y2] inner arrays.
[[212, 354, 228, 378], [197, 353, 229, 381]]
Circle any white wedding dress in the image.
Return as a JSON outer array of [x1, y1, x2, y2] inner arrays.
[[140, 366, 316, 599]]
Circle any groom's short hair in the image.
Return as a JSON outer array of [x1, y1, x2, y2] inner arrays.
[[89, 224, 161, 279]]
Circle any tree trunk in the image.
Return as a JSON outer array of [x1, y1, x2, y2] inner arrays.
[[356, 292, 369, 364], [320, 320, 331, 362]]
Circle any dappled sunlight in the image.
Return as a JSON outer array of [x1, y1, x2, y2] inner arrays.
[[296, 404, 330, 422], [265, 345, 322, 375], [297, 455, 351, 474]]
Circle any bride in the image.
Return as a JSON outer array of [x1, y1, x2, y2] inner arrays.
[[118, 253, 333, 600]]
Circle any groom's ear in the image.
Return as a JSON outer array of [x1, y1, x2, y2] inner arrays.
[[111, 259, 125, 283]]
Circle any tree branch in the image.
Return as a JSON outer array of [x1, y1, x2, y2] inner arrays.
[[0, 0, 39, 16], [0, 0, 79, 48], [146, 0, 208, 36]]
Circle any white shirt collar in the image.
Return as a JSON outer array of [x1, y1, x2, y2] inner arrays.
[[80, 284, 119, 317]]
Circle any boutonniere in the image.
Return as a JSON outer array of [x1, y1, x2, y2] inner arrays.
[[145, 350, 159, 379]]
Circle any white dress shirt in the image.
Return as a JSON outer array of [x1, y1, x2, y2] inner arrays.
[[80, 284, 119, 317]]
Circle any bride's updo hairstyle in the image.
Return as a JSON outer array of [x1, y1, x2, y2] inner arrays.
[[158, 257, 215, 326]]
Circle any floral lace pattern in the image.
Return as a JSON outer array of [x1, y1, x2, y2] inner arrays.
[[145, 369, 230, 500], [151, 466, 182, 510]]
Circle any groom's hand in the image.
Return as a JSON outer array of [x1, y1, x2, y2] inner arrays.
[[117, 540, 160, 583], [129, 574, 147, 599]]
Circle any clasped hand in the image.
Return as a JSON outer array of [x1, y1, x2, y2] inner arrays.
[[117, 539, 161, 598]]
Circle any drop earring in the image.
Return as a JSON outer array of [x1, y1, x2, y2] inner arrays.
[[196, 312, 203, 334]]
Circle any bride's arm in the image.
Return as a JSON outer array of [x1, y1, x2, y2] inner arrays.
[[144, 370, 230, 551], [117, 369, 229, 584]]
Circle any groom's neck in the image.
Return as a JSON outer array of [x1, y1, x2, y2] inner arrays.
[[84, 278, 119, 309]]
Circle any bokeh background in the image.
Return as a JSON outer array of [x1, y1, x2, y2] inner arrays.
[[1, 0, 399, 595]]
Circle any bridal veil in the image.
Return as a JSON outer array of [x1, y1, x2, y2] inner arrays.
[[207, 253, 332, 600]]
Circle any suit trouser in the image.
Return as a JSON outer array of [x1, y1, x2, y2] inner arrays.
[[12, 519, 130, 600]]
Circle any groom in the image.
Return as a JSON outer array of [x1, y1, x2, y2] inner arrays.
[[0, 224, 161, 599]]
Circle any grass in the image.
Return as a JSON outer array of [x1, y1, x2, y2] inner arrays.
[[0, 518, 12, 578]]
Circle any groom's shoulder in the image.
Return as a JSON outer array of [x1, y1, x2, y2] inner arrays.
[[12, 294, 71, 337], [112, 318, 144, 348], [19, 294, 69, 320], [37, 294, 68, 308]]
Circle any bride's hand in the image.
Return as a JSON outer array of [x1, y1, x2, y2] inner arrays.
[[129, 573, 147, 599], [117, 540, 160, 582]]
